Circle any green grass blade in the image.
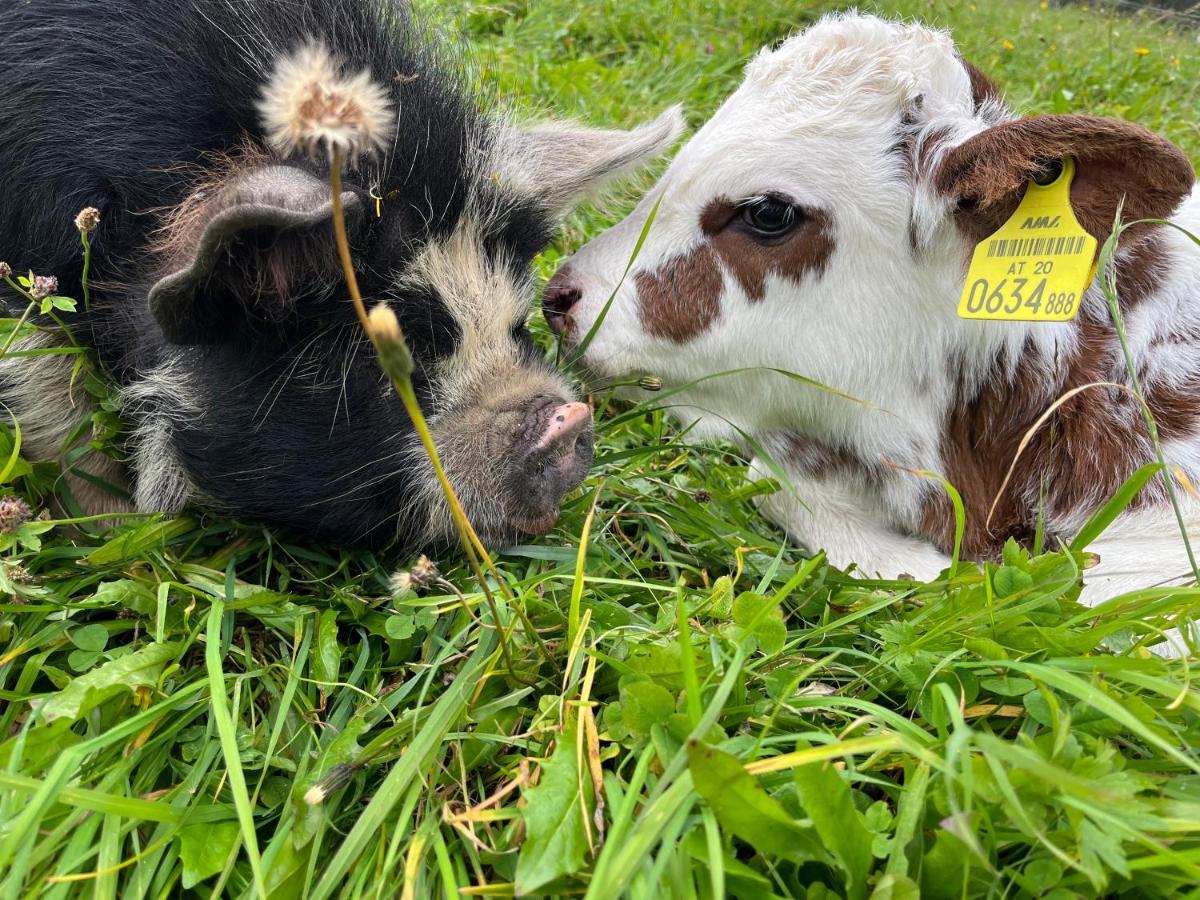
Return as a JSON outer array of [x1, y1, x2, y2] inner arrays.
[[205, 599, 267, 898]]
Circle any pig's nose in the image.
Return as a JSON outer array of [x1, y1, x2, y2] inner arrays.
[[512, 401, 595, 535], [543, 273, 582, 336]]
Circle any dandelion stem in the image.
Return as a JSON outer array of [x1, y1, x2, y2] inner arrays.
[[79, 232, 93, 314], [328, 148, 372, 335], [324, 148, 554, 676]]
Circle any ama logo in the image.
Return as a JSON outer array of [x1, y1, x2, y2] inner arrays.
[[1021, 215, 1062, 229]]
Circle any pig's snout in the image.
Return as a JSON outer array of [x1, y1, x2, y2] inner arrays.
[[511, 400, 594, 535], [543, 272, 582, 337]]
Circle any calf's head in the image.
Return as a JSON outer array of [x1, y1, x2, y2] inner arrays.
[[137, 78, 682, 546], [549, 13, 1194, 440]]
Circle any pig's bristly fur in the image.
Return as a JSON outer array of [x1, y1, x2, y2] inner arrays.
[[0, 0, 680, 547]]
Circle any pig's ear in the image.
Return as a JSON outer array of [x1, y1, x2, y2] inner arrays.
[[933, 115, 1194, 243], [148, 165, 363, 344], [493, 105, 685, 214]]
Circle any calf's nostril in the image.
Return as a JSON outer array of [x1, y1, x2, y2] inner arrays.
[[542, 279, 583, 335]]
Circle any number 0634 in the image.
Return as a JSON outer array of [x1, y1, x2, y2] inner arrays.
[[961, 276, 1078, 320]]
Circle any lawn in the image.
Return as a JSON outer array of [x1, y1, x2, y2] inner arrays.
[[3, 0, 1200, 897]]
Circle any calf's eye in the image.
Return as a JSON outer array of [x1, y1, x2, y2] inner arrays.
[[738, 196, 801, 240]]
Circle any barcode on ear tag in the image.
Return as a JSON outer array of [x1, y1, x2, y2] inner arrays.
[[958, 157, 1098, 323]]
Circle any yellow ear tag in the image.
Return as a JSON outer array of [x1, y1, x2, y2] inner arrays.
[[957, 156, 1098, 322]]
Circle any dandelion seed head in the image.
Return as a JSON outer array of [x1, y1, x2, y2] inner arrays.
[[259, 41, 395, 164], [74, 207, 101, 234], [390, 555, 441, 595]]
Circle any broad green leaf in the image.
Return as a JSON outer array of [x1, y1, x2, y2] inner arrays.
[[312, 609, 340, 685], [869, 874, 920, 900], [621, 681, 675, 735], [992, 565, 1034, 598], [178, 820, 240, 889], [794, 756, 874, 898], [687, 740, 826, 861], [36, 642, 178, 722], [67, 649, 101, 671], [1023, 858, 1064, 894], [516, 719, 592, 895], [85, 516, 195, 565], [69, 623, 109, 653], [920, 831, 973, 900], [262, 826, 311, 899], [92, 579, 156, 615], [625, 642, 688, 691], [980, 676, 1037, 697], [732, 592, 787, 655], [1023, 690, 1055, 727], [0, 720, 79, 772], [385, 611, 416, 640]]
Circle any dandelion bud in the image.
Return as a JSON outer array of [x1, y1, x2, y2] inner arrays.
[[368, 304, 415, 382], [74, 207, 101, 234], [0, 496, 32, 533], [0, 262, 11, 281], [30, 275, 58, 301], [638, 375, 663, 392], [259, 40, 395, 164]]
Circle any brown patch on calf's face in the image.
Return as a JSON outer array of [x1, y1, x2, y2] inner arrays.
[[635, 244, 723, 342], [699, 199, 835, 301], [934, 115, 1195, 247], [634, 197, 836, 343]]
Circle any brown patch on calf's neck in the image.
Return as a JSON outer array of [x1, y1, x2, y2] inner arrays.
[[699, 199, 835, 301], [784, 433, 879, 484], [921, 235, 1188, 560], [1109, 230, 1167, 311], [635, 244, 723, 342]]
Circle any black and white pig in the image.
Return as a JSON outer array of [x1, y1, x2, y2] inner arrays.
[[0, 0, 682, 546], [547, 13, 1200, 621]]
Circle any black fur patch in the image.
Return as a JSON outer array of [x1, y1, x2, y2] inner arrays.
[[0, 0, 564, 546]]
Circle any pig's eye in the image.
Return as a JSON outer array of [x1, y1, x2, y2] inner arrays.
[[738, 196, 800, 240]]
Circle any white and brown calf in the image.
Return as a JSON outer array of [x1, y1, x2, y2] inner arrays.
[[547, 13, 1200, 634]]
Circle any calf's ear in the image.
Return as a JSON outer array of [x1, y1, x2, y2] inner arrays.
[[493, 105, 685, 215], [933, 115, 1194, 243], [148, 165, 364, 344]]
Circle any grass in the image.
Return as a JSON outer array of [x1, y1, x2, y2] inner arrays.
[[2, 0, 1200, 896]]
